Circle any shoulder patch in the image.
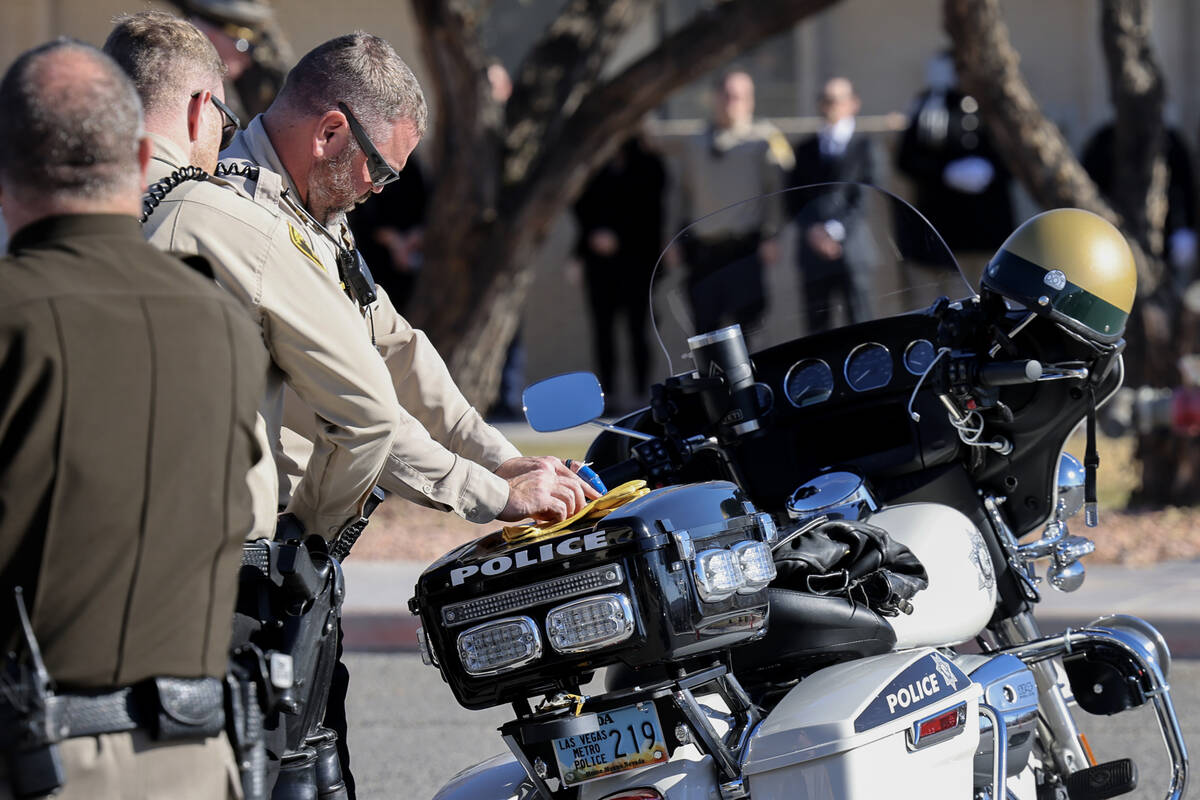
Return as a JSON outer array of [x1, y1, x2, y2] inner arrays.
[[288, 223, 325, 271]]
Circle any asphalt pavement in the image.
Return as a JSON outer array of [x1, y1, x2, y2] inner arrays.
[[340, 557, 1200, 657]]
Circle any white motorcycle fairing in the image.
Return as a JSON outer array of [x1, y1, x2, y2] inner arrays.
[[432, 753, 526, 800], [743, 648, 980, 797], [439, 649, 982, 800], [870, 503, 998, 649]]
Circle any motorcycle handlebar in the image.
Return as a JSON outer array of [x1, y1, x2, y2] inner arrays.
[[597, 457, 642, 488], [977, 359, 1043, 387]]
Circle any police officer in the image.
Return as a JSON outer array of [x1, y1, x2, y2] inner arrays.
[[111, 20, 596, 796], [0, 40, 268, 799], [226, 33, 599, 796], [107, 13, 402, 542]]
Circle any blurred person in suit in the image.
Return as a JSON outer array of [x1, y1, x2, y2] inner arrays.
[[790, 77, 881, 332], [348, 158, 427, 314], [570, 133, 667, 409], [1082, 115, 1197, 288], [169, 0, 292, 121]]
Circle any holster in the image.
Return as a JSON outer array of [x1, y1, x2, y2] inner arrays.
[[233, 536, 345, 798]]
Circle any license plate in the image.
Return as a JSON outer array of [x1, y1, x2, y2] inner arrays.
[[553, 701, 669, 786]]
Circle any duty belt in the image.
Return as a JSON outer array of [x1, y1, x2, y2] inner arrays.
[[0, 676, 225, 749]]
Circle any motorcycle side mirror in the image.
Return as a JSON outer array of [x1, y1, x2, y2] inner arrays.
[[522, 371, 606, 432], [1056, 452, 1085, 520]]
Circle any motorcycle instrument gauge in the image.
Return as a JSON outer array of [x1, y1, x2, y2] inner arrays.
[[844, 343, 893, 392], [903, 339, 937, 376], [784, 358, 834, 408]]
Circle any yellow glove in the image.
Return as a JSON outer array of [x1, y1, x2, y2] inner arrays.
[[502, 480, 651, 543]]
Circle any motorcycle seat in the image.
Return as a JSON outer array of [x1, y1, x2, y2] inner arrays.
[[729, 588, 897, 684]]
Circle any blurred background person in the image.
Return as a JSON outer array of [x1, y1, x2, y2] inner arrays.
[[168, 0, 292, 121], [485, 59, 530, 421], [347, 158, 428, 314], [790, 77, 880, 331], [677, 70, 793, 339], [1082, 111, 1198, 289], [896, 50, 1015, 288], [569, 131, 667, 412]]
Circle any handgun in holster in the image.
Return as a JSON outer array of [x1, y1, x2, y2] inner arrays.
[[234, 522, 345, 797]]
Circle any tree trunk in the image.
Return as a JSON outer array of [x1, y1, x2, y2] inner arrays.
[[406, 0, 841, 409], [1094, 1, 1196, 506], [944, 0, 1193, 507]]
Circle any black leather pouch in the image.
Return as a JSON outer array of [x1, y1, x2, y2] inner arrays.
[[151, 677, 225, 741]]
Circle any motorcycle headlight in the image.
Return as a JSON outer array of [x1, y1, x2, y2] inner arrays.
[[457, 616, 542, 676], [732, 541, 776, 593], [546, 593, 635, 654], [694, 548, 746, 602]]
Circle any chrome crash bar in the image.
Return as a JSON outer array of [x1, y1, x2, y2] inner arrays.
[[998, 624, 1189, 800]]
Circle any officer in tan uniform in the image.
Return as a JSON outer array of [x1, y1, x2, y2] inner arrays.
[[0, 40, 267, 799], [219, 34, 595, 528], [108, 19, 595, 797], [216, 33, 597, 797], [106, 13, 401, 542]]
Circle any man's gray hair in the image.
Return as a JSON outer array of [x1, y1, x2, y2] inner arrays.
[[275, 32, 427, 140], [103, 11, 226, 117], [0, 39, 144, 200]]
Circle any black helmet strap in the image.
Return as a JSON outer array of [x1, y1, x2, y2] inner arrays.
[[1084, 385, 1100, 527]]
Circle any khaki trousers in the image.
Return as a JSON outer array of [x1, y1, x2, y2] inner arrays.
[[0, 730, 241, 800]]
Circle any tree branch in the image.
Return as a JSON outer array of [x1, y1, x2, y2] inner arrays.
[[503, 0, 650, 188], [943, 0, 1113, 220], [1101, 0, 1167, 256]]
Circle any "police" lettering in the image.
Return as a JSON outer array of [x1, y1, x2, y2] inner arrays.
[[885, 673, 941, 714], [450, 530, 610, 586]]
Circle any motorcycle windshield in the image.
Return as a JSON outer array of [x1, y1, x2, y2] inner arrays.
[[650, 182, 973, 375]]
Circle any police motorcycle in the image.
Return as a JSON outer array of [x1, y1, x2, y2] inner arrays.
[[411, 183, 1188, 800]]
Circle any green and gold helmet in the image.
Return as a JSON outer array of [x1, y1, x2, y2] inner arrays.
[[981, 208, 1137, 343]]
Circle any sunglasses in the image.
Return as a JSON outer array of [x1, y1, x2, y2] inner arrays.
[[192, 92, 241, 150], [338, 101, 400, 188]]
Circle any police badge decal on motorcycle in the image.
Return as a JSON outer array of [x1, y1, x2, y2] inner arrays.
[[853, 653, 970, 731]]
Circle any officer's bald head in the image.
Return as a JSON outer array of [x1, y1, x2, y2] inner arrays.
[[0, 39, 145, 208]]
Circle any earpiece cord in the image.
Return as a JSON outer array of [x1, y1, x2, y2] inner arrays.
[[139, 162, 260, 224]]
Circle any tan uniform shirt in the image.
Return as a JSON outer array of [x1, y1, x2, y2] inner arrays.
[[143, 132, 399, 539], [678, 119, 794, 240], [221, 117, 520, 523], [144, 135, 277, 543]]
